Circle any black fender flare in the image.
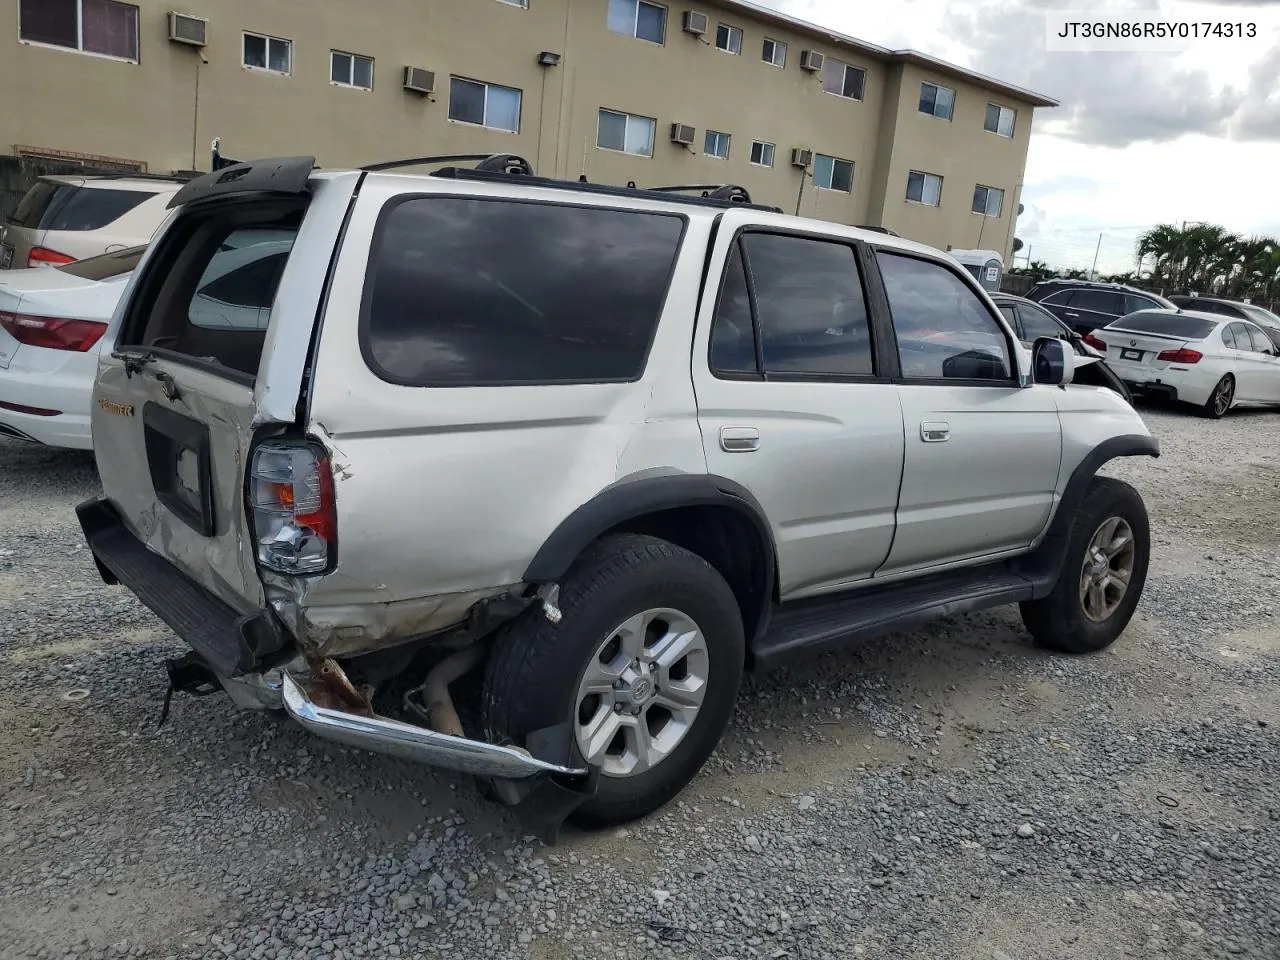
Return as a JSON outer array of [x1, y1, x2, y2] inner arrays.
[[522, 472, 778, 591], [1016, 434, 1160, 594]]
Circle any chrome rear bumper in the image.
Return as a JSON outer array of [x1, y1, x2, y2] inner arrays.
[[276, 673, 586, 780]]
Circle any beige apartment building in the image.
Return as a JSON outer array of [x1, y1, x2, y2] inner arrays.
[[0, 0, 1056, 260]]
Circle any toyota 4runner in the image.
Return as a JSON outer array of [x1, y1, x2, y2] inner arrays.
[[77, 154, 1158, 832]]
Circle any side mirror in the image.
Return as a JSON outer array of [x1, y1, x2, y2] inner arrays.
[[1032, 337, 1076, 386]]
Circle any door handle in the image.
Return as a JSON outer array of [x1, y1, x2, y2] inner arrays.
[[720, 426, 760, 452], [1063, 311, 1080, 318], [920, 420, 950, 442]]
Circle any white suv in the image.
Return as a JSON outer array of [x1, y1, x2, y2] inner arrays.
[[0, 174, 184, 270], [76, 154, 1158, 833]]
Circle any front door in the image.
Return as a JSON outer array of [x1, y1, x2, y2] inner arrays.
[[872, 250, 1062, 576], [691, 215, 905, 600]]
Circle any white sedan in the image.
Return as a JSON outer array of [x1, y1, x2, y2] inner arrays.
[[0, 246, 143, 449], [1085, 308, 1280, 418]]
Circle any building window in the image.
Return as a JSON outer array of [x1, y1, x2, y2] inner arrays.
[[704, 130, 731, 159], [495, 0, 529, 6], [18, 0, 139, 61], [984, 103, 1016, 137], [448, 77, 522, 133], [762, 37, 786, 67], [822, 58, 865, 100], [972, 184, 1005, 217], [906, 171, 943, 206], [597, 108, 656, 157], [715, 23, 742, 54], [918, 82, 955, 120], [749, 140, 775, 168], [331, 51, 373, 89], [813, 154, 853, 192], [607, 0, 666, 44], [243, 32, 291, 74]]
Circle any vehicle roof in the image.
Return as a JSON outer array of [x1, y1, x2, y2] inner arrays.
[[353, 169, 951, 259], [38, 174, 183, 192]]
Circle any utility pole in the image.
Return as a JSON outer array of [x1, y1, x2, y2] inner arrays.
[[1090, 232, 1103, 280]]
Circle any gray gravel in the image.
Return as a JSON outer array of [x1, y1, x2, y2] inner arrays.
[[2, 405, 1278, 960]]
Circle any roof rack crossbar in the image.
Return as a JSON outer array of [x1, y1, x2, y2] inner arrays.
[[361, 153, 534, 174], [645, 183, 754, 204]]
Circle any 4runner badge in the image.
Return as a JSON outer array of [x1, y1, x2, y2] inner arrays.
[[98, 398, 135, 418]]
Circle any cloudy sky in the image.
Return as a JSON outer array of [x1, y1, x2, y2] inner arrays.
[[764, 0, 1280, 274]]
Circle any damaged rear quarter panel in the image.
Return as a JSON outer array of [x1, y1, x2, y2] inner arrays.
[[289, 178, 715, 655]]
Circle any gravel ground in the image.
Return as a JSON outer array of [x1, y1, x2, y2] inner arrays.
[[1, 406, 1277, 960]]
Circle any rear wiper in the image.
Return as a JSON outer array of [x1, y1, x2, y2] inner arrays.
[[115, 349, 157, 378]]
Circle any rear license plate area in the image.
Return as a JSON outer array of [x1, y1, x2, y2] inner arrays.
[[1119, 348, 1144, 361], [143, 403, 215, 537]]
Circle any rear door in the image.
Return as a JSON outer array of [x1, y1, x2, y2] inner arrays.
[[91, 170, 360, 612], [1240, 323, 1280, 401], [690, 212, 906, 599], [1061, 289, 1124, 333]]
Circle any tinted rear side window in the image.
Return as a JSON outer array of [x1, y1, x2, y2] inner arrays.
[[1070, 289, 1123, 313], [42, 188, 152, 231], [1109, 312, 1216, 339], [362, 198, 685, 386]]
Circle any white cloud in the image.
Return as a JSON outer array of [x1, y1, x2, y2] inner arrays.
[[763, 0, 1280, 269]]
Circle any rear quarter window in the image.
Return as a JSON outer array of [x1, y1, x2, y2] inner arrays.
[[1110, 312, 1217, 340], [361, 197, 686, 386]]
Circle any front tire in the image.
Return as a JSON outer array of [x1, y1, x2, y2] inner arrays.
[[1020, 476, 1149, 654], [482, 534, 745, 826], [1198, 375, 1234, 419]]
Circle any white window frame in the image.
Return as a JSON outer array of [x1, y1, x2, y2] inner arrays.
[[448, 76, 523, 133], [607, 0, 667, 44], [495, 0, 529, 6], [749, 140, 775, 168], [715, 23, 742, 54], [17, 0, 139, 63], [704, 130, 732, 160], [596, 108, 657, 158], [972, 184, 1005, 217], [985, 102, 1016, 137], [919, 81, 955, 120], [813, 154, 854, 192], [330, 50, 374, 90], [906, 170, 943, 206], [822, 58, 866, 101], [243, 31, 292, 75], [761, 37, 786, 67]]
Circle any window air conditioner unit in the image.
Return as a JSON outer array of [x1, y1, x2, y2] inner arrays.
[[791, 148, 813, 168], [800, 50, 824, 71], [167, 12, 208, 47], [682, 11, 709, 36], [403, 66, 436, 95], [670, 123, 696, 146]]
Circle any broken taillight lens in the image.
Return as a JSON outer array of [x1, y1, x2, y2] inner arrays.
[[248, 442, 337, 575]]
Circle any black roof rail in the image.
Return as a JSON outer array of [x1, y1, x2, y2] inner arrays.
[[59, 171, 199, 183], [643, 183, 755, 204], [430, 167, 783, 213], [361, 153, 534, 175]]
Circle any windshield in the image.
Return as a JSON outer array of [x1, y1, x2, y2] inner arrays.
[[1241, 304, 1280, 328], [1108, 311, 1217, 340], [57, 245, 147, 280]]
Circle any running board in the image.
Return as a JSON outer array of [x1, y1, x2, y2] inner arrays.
[[752, 563, 1035, 672]]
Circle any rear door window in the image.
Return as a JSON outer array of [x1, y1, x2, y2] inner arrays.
[[361, 198, 685, 386], [1245, 325, 1275, 354], [1071, 289, 1123, 314], [1221, 325, 1242, 350], [1016, 303, 1063, 340]]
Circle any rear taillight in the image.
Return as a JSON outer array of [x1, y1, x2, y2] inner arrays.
[[1156, 347, 1202, 364], [248, 442, 337, 575], [0, 311, 107, 351], [27, 247, 75, 267], [1082, 333, 1107, 352]]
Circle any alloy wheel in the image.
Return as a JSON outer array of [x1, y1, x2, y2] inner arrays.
[[1079, 516, 1136, 622]]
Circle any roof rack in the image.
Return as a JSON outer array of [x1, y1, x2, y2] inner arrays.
[[361, 153, 534, 175], [46, 170, 197, 183], [642, 183, 756, 204]]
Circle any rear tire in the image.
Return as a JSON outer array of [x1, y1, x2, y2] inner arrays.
[[1198, 375, 1234, 419], [1019, 476, 1149, 654], [482, 534, 745, 826]]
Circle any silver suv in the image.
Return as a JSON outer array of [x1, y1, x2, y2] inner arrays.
[[77, 154, 1158, 832]]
